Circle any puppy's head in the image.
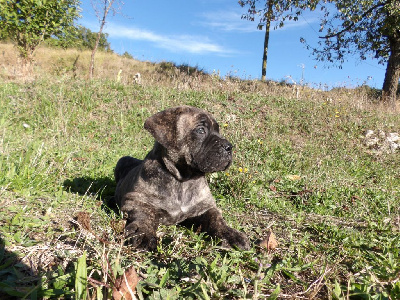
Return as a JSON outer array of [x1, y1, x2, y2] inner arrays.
[[144, 106, 232, 174]]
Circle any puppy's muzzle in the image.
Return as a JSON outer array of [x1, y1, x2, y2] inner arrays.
[[221, 141, 233, 155]]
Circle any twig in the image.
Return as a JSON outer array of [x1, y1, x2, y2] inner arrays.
[[88, 277, 112, 289]]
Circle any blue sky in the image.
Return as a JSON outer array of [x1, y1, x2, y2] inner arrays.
[[79, 0, 387, 89]]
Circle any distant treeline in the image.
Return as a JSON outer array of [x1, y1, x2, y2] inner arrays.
[[0, 25, 111, 52]]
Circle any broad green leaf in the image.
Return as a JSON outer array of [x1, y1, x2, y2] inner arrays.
[[333, 280, 343, 300], [75, 252, 87, 300], [269, 284, 281, 300], [159, 269, 170, 288]]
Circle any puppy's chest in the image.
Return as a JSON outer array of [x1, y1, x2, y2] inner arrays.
[[159, 180, 215, 224]]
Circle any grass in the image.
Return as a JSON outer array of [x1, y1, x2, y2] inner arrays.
[[0, 43, 400, 299]]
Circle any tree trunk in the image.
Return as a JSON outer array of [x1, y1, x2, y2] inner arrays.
[[89, 0, 114, 80], [261, 0, 273, 81], [17, 33, 40, 76], [382, 36, 400, 104], [89, 29, 103, 79]]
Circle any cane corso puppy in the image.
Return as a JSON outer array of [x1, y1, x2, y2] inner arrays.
[[114, 106, 250, 251]]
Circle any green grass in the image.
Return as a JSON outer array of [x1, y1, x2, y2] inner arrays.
[[0, 73, 399, 299]]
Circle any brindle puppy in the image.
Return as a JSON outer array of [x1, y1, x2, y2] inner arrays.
[[113, 106, 250, 251]]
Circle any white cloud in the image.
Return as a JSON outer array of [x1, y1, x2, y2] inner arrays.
[[199, 11, 256, 33], [103, 23, 231, 55], [199, 10, 320, 33]]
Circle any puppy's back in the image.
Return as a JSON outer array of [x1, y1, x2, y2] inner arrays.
[[114, 156, 143, 184]]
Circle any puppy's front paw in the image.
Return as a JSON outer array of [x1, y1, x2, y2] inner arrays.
[[125, 222, 158, 251], [224, 227, 250, 250]]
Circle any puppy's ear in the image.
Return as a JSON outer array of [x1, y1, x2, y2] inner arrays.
[[144, 107, 186, 149]]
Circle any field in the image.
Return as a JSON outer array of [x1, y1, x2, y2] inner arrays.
[[1, 43, 400, 299]]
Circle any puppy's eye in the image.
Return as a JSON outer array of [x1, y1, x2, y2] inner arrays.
[[195, 127, 206, 134]]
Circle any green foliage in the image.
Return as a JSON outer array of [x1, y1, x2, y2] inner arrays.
[[240, 0, 400, 99], [122, 51, 134, 59], [239, 0, 305, 30], [302, 0, 399, 66], [157, 61, 206, 76], [46, 25, 112, 52], [0, 0, 80, 63], [300, 0, 400, 100], [0, 26, 9, 41]]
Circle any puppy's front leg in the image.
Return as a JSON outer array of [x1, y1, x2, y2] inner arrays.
[[180, 208, 250, 250], [124, 202, 159, 251]]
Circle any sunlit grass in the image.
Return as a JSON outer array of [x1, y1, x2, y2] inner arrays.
[[0, 44, 399, 299]]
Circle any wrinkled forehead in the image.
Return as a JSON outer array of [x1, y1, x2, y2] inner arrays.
[[194, 112, 219, 131], [176, 111, 219, 139]]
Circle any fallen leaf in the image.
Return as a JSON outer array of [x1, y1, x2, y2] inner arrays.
[[259, 229, 278, 251], [269, 185, 277, 192], [110, 219, 126, 234], [113, 266, 139, 300], [286, 175, 301, 181], [75, 211, 91, 232]]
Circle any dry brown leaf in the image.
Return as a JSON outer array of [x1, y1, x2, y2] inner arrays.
[[75, 211, 91, 231], [113, 266, 139, 300], [259, 229, 278, 251]]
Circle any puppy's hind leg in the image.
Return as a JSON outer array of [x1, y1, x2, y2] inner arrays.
[[114, 156, 142, 183], [180, 208, 250, 250]]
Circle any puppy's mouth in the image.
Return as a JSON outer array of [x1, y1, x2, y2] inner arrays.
[[191, 153, 232, 173], [222, 160, 232, 171], [189, 136, 233, 173]]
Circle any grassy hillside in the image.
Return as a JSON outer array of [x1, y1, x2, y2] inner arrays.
[[1, 43, 399, 299]]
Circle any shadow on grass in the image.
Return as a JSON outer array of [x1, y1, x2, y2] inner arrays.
[[0, 236, 39, 299], [63, 176, 118, 211]]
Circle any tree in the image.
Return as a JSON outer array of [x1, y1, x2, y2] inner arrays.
[[46, 25, 111, 52], [77, 26, 111, 51], [122, 51, 133, 59], [239, 0, 303, 81], [301, 0, 400, 103], [89, 0, 124, 79], [0, 0, 80, 70]]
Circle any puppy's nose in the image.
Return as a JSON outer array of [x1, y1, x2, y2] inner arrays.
[[222, 141, 233, 153]]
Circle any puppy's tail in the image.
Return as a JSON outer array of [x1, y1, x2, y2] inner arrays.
[[114, 156, 142, 184]]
